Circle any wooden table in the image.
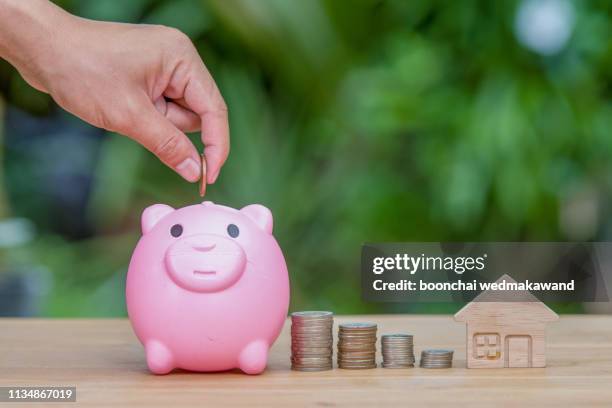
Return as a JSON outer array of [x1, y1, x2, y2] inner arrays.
[[1, 315, 612, 407]]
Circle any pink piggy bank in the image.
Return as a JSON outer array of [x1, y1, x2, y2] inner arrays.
[[126, 201, 290, 374]]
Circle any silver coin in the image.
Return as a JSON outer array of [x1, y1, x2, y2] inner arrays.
[[293, 342, 333, 347], [421, 349, 453, 355], [338, 354, 376, 359], [338, 356, 376, 361], [292, 351, 333, 356], [338, 336, 377, 341], [338, 339, 377, 344], [292, 335, 333, 341], [292, 337, 333, 342], [338, 367, 377, 370], [292, 326, 333, 331], [291, 366, 333, 372], [293, 334, 333, 339], [292, 322, 333, 327], [338, 350, 376, 355], [292, 325, 332, 330], [382, 364, 414, 369], [339, 334, 376, 338], [292, 343, 333, 349], [292, 319, 333, 324], [420, 356, 453, 360], [338, 333, 377, 338], [382, 343, 414, 346], [292, 353, 333, 358], [382, 342, 414, 346], [291, 359, 333, 364], [292, 366, 333, 370], [338, 343, 377, 349], [292, 329, 333, 334], [292, 346, 333, 352], [339, 322, 376, 329], [291, 311, 333, 318]]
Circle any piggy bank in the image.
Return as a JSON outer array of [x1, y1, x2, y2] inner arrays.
[[126, 201, 290, 374]]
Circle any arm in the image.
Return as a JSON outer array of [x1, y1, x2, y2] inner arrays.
[[0, 0, 229, 183]]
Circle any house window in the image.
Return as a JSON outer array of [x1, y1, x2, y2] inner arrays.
[[473, 333, 501, 360]]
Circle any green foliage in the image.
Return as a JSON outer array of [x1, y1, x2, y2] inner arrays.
[[1, 0, 610, 316]]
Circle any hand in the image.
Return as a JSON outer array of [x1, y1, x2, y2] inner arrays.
[[0, 1, 229, 183]]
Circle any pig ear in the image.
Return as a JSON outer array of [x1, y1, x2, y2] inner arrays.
[[141, 204, 175, 234], [241, 204, 273, 234]]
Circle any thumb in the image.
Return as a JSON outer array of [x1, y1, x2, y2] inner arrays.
[[125, 100, 201, 182]]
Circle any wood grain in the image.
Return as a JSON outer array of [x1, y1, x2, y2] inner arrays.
[[454, 275, 559, 368], [1, 315, 612, 407]]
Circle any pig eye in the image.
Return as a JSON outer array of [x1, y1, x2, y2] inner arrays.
[[170, 224, 183, 237], [227, 224, 239, 238]]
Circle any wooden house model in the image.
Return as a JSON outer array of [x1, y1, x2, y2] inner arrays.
[[454, 274, 558, 368]]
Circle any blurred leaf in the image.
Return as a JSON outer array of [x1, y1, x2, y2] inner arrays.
[[144, 0, 211, 38], [87, 133, 144, 232], [76, 0, 152, 22], [2, 0, 611, 315]]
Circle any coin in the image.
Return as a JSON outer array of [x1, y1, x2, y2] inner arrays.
[[290, 311, 334, 371], [337, 322, 377, 369], [339, 322, 376, 329], [381, 333, 415, 369], [292, 311, 333, 318], [420, 349, 453, 368], [292, 366, 333, 372], [199, 153, 207, 197]]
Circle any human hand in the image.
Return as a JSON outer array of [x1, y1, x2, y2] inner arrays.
[[0, 1, 228, 183]]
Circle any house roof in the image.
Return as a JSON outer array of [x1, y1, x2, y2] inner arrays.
[[454, 274, 559, 322]]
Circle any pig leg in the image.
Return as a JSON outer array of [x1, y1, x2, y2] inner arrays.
[[238, 340, 269, 374], [145, 340, 174, 375]]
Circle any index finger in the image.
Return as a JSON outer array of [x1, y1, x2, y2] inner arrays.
[[182, 61, 229, 184]]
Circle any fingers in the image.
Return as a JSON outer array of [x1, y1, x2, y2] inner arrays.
[[181, 63, 229, 184], [123, 96, 201, 183], [154, 97, 200, 133]]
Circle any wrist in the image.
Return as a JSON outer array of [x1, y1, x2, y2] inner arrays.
[[0, 0, 76, 92]]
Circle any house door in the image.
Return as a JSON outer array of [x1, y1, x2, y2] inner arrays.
[[505, 335, 532, 368]]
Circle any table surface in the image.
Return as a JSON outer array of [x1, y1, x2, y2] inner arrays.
[[1, 315, 612, 407]]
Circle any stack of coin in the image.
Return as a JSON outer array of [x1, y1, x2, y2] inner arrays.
[[290, 311, 334, 371], [381, 334, 415, 368], [337, 323, 377, 369], [419, 349, 454, 368]]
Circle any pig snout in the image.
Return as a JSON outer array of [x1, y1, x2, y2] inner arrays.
[[165, 234, 246, 292]]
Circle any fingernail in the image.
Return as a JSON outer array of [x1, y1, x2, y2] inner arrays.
[[176, 158, 200, 183]]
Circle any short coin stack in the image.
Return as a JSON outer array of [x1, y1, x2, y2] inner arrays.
[[337, 323, 377, 369], [290, 311, 334, 371], [419, 349, 454, 368], [381, 334, 415, 368]]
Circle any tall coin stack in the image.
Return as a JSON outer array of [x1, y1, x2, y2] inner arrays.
[[419, 349, 454, 368], [290, 311, 334, 371], [381, 334, 415, 368], [337, 323, 377, 369]]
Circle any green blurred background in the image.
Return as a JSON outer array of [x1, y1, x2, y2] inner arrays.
[[0, 0, 610, 316]]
